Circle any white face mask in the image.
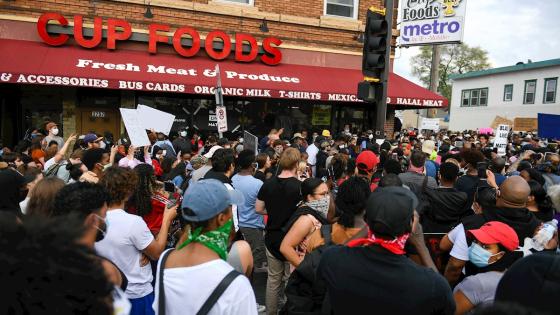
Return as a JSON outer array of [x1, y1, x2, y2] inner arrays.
[[99, 141, 106, 150], [162, 150, 167, 156], [51, 128, 59, 136], [180, 131, 187, 137], [368, 134, 374, 140], [239, 138, 244, 143]]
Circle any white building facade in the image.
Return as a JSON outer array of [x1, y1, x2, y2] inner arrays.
[[449, 59, 559, 131]]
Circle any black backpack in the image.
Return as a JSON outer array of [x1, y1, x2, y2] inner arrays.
[[281, 225, 333, 315]]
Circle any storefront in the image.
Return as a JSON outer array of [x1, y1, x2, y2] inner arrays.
[[0, 12, 447, 146]]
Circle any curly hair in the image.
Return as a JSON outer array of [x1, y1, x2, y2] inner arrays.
[[99, 166, 138, 206], [0, 216, 113, 315], [129, 164, 156, 216], [52, 182, 108, 218], [335, 176, 371, 227], [460, 148, 485, 167]]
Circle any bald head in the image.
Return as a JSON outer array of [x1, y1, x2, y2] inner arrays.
[[498, 176, 530, 208]]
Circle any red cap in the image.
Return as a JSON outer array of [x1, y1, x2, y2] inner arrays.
[[468, 221, 519, 251], [356, 151, 379, 172]]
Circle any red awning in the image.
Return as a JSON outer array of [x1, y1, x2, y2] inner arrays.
[[0, 39, 447, 107]]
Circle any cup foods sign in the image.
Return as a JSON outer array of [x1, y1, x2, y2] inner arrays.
[[400, 0, 467, 45]]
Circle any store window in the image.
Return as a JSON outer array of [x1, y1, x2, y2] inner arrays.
[[544, 78, 557, 103], [524, 80, 537, 104], [20, 85, 63, 134], [324, 0, 359, 19], [460, 88, 487, 107], [503, 84, 513, 101]]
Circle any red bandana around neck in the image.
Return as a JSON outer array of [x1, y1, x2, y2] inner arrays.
[[347, 228, 410, 255]]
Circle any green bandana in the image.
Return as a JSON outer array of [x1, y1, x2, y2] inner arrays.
[[177, 219, 232, 260]]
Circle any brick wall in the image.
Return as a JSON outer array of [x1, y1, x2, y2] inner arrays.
[[0, 0, 387, 52]]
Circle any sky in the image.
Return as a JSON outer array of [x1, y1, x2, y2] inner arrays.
[[393, 0, 560, 86]]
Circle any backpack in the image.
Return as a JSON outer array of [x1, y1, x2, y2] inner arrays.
[[281, 225, 333, 315], [44, 162, 63, 178]]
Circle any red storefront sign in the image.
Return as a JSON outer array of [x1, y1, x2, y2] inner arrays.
[[0, 38, 448, 107], [36, 12, 282, 65]]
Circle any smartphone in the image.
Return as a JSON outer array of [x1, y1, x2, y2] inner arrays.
[[164, 181, 175, 193], [477, 162, 489, 179]]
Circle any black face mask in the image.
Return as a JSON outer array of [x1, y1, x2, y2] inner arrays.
[[94, 214, 108, 242]]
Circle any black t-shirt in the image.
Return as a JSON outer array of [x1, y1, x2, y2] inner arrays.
[[257, 176, 302, 260], [318, 245, 455, 315], [254, 170, 266, 182], [0, 168, 25, 215]]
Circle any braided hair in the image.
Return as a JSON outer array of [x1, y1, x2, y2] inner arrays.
[[335, 176, 371, 228], [130, 164, 156, 217]]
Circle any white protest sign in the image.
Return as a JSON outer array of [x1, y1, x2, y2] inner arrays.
[[216, 105, 228, 133], [493, 124, 510, 156], [421, 118, 440, 131], [137, 104, 175, 135], [120, 108, 151, 147]]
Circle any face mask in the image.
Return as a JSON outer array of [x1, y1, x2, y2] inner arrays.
[[339, 144, 346, 149], [94, 214, 108, 242], [306, 196, 330, 219], [103, 163, 112, 171], [344, 128, 350, 133], [99, 141, 106, 150], [177, 219, 233, 260], [156, 154, 163, 160], [368, 134, 374, 140], [180, 131, 187, 137], [162, 150, 167, 156], [468, 243, 500, 267], [51, 128, 59, 136], [239, 138, 244, 143]]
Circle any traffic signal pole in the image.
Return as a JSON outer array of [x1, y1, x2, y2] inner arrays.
[[357, 0, 394, 139]]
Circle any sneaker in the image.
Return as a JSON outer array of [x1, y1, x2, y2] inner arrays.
[[257, 304, 266, 313]]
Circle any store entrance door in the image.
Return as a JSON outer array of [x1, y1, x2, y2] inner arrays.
[[77, 108, 121, 138]]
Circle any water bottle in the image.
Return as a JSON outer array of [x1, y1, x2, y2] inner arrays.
[[532, 219, 558, 251]]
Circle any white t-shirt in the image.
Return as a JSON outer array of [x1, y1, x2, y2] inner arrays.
[[95, 209, 155, 299], [153, 251, 257, 315], [448, 223, 469, 261], [224, 183, 239, 232], [43, 157, 57, 172]]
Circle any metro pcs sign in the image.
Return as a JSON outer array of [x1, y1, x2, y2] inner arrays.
[[37, 12, 282, 65]]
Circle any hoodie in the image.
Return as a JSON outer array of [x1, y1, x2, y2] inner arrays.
[[422, 187, 469, 233]]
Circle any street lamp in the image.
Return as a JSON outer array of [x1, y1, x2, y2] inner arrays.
[[144, 1, 153, 19], [259, 18, 269, 33]]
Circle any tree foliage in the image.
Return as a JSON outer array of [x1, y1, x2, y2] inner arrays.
[[410, 44, 491, 101]]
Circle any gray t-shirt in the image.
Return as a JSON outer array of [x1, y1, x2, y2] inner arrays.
[[190, 165, 212, 182], [453, 271, 503, 308], [398, 171, 437, 189]]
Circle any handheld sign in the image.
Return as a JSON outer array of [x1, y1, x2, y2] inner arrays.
[[120, 108, 151, 147]]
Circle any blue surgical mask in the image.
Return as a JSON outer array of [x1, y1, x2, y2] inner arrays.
[[468, 243, 498, 267]]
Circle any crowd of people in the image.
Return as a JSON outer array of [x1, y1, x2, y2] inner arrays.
[[1, 121, 559, 315]]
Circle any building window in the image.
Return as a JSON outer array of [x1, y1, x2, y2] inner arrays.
[[523, 80, 537, 104], [217, 0, 254, 5], [544, 78, 558, 103], [324, 0, 359, 19], [460, 88, 488, 107], [503, 84, 513, 101]]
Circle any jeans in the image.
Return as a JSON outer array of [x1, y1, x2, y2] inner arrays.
[[265, 248, 290, 315], [240, 227, 266, 268]]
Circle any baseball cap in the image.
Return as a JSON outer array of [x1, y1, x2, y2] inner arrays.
[[46, 122, 57, 131], [495, 254, 560, 314], [83, 133, 103, 144], [322, 130, 331, 137], [181, 179, 244, 222], [366, 186, 417, 237], [422, 140, 435, 155], [203, 145, 222, 159], [468, 221, 519, 251], [356, 150, 379, 172]]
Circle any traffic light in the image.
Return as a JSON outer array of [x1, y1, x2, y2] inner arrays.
[[357, 5, 392, 103], [357, 1, 394, 138]]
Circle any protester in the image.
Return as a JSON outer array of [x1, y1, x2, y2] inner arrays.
[[25, 177, 65, 217], [526, 180, 555, 221], [118, 145, 152, 169], [306, 135, 323, 177], [453, 221, 519, 314], [254, 152, 271, 181], [84, 132, 104, 150], [153, 179, 257, 315], [0, 165, 26, 215], [280, 178, 330, 267], [455, 149, 486, 210], [355, 150, 380, 191], [399, 149, 438, 190], [81, 148, 110, 183], [191, 145, 221, 182], [95, 167, 177, 315], [232, 150, 266, 271], [256, 147, 302, 315], [318, 186, 455, 314], [19, 167, 43, 214], [43, 121, 64, 148]]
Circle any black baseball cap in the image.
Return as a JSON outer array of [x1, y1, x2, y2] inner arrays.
[[365, 186, 418, 237], [495, 254, 560, 314]]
